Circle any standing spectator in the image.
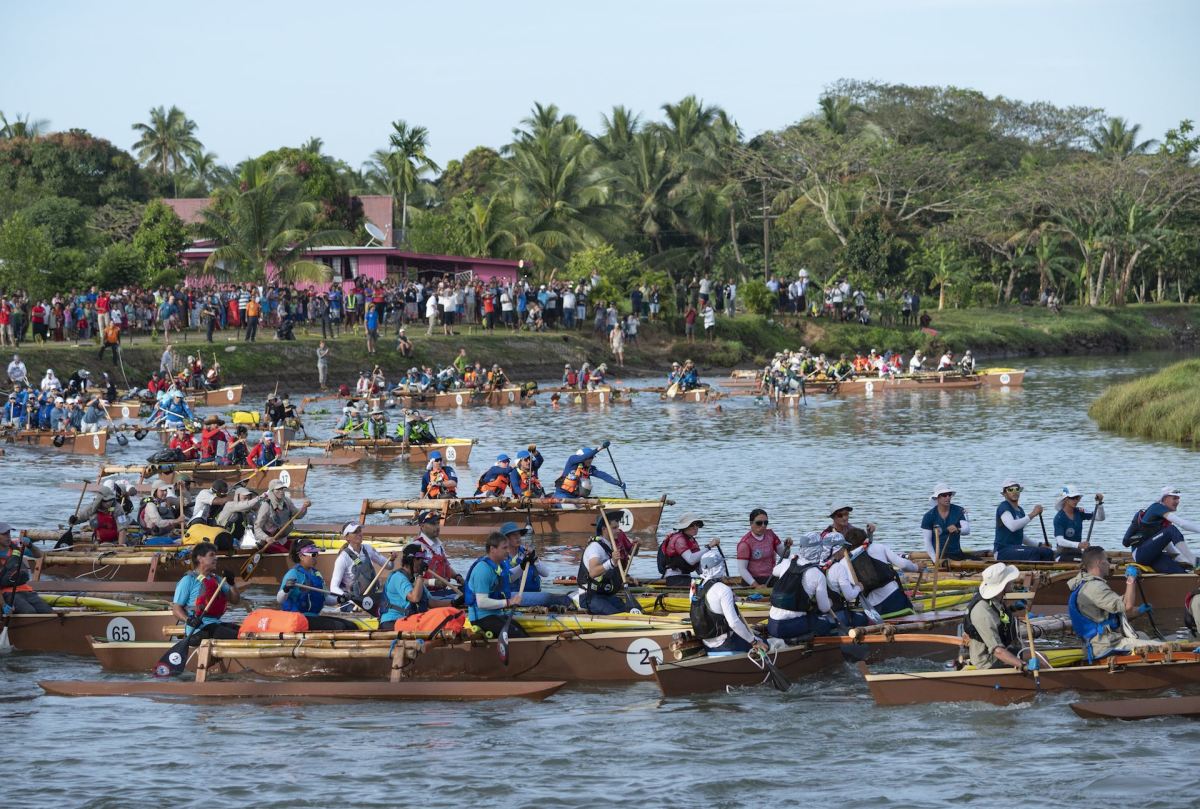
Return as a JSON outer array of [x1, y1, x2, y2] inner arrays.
[[649, 285, 660, 321], [630, 286, 643, 323], [316, 340, 330, 390], [0, 299, 12, 347], [562, 286, 576, 330], [702, 300, 716, 342], [364, 302, 379, 355], [698, 274, 711, 305], [245, 295, 261, 342], [98, 320, 121, 365], [500, 286, 515, 330], [30, 300, 47, 341], [605, 302, 619, 336], [684, 302, 698, 344], [201, 298, 219, 343], [425, 287, 439, 336], [625, 313, 639, 344], [725, 282, 737, 317], [610, 318, 625, 368]]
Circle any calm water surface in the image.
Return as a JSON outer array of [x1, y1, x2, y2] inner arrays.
[[3, 351, 1199, 808]]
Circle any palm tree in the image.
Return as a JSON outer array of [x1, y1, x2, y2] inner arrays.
[[0, 112, 50, 139], [678, 182, 734, 275], [378, 120, 440, 243], [595, 105, 642, 163], [611, 131, 677, 254], [653, 95, 720, 171], [1089, 117, 1157, 158], [195, 159, 349, 283], [131, 105, 201, 195]]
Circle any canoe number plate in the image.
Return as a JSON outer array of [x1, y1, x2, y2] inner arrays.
[[106, 617, 136, 642], [626, 637, 664, 676], [445, 446, 457, 461], [617, 509, 634, 533]]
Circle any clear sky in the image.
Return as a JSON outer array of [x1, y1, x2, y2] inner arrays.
[[2, 0, 1196, 170]]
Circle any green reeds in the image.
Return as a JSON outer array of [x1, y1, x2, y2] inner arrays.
[[1089, 359, 1200, 447]]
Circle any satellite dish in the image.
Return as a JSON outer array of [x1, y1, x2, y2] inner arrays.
[[364, 221, 386, 246]]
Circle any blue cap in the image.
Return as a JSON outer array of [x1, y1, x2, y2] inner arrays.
[[428, 450, 442, 461], [580, 446, 595, 456], [516, 449, 531, 460], [496, 453, 510, 463], [498, 521, 528, 536], [418, 510, 442, 524]]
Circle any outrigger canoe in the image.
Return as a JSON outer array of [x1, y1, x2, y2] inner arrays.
[[8, 430, 108, 455], [860, 640, 1200, 706], [38, 679, 565, 702], [547, 386, 630, 406], [774, 373, 983, 405], [100, 462, 309, 493], [294, 437, 476, 464], [1030, 570, 1198, 631], [358, 495, 669, 537], [661, 387, 722, 403], [1, 609, 177, 655], [185, 385, 244, 407], [389, 386, 533, 409]]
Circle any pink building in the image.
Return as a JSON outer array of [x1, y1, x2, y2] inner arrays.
[[164, 196, 523, 290]]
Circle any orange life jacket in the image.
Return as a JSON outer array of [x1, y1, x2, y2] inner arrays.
[[560, 463, 590, 495], [426, 468, 450, 498], [477, 470, 510, 496], [392, 606, 466, 635], [516, 467, 541, 495]]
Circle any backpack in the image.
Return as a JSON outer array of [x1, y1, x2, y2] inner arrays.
[[147, 448, 185, 464], [1121, 509, 1149, 548]]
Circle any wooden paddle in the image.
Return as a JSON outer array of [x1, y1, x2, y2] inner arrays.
[[598, 508, 628, 588], [56, 481, 91, 549], [352, 551, 396, 615], [0, 539, 29, 654], [842, 546, 883, 624], [154, 574, 226, 677], [498, 559, 531, 666], [240, 509, 301, 580], [1022, 603, 1041, 688], [750, 645, 792, 692], [1038, 512, 1050, 549], [930, 526, 944, 611]]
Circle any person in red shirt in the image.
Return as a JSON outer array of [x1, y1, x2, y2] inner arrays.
[[0, 301, 13, 347], [658, 513, 716, 586], [30, 301, 47, 341], [168, 427, 198, 459], [96, 293, 111, 333], [736, 508, 791, 585], [198, 416, 229, 462], [684, 304, 698, 344]]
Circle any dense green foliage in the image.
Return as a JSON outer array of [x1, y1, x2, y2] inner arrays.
[[0, 84, 1197, 299], [1089, 359, 1200, 447]]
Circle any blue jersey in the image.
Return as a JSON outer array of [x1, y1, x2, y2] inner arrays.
[[380, 570, 426, 623], [464, 556, 511, 622], [1053, 508, 1094, 545], [172, 573, 231, 635], [921, 504, 967, 557], [994, 501, 1027, 551]]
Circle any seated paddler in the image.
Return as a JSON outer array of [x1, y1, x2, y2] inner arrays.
[[1066, 546, 1161, 662]]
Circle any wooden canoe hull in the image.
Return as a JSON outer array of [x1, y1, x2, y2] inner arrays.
[[440, 500, 665, 536], [980, 369, 1025, 387], [392, 387, 532, 409], [157, 463, 308, 493], [550, 387, 630, 406], [777, 374, 983, 403], [12, 430, 107, 455], [1070, 695, 1200, 720], [653, 644, 844, 696], [661, 388, 721, 403], [1032, 572, 1197, 631], [38, 678, 565, 701], [185, 385, 244, 407], [105, 401, 146, 421], [862, 651, 1200, 706], [327, 439, 475, 464], [3, 610, 177, 656], [36, 548, 337, 587]]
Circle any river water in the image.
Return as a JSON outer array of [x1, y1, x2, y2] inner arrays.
[[4, 352, 1199, 808]]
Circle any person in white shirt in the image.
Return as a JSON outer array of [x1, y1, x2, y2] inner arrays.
[[702, 303, 716, 341], [329, 522, 392, 609], [937, 351, 955, 371], [766, 533, 839, 642], [828, 527, 919, 622], [691, 549, 767, 654], [41, 368, 61, 392], [7, 355, 27, 385], [908, 351, 924, 373], [425, 291, 439, 336]]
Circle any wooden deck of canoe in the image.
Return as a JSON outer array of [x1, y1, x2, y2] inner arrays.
[[38, 679, 565, 701], [545, 386, 631, 406], [32, 545, 341, 587], [1070, 695, 1200, 720], [8, 430, 108, 455], [860, 645, 1200, 706], [660, 387, 722, 403]]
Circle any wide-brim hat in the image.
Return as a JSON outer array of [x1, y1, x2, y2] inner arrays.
[[1055, 484, 1082, 510], [827, 501, 853, 518], [674, 513, 704, 531], [979, 562, 1020, 600], [931, 482, 955, 498]]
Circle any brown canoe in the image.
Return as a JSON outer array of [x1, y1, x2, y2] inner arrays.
[[158, 462, 308, 492], [392, 387, 532, 410], [979, 369, 1025, 388], [774, 374, 983, 405], [105, 401, 146, 420], [661, 388, 722, 403], [1070, 695, 1200, 720], [321, 438, 475, 464], [38, 678, 565, 701], [3, 610, 177, 656], [361, 496, 667, 537], [34, 546, 339, 587], [546, 387, 631, 406], [185, 385, 244, 407], [861, 646, 1200, 706], [11, 430, 108, 455], [1031, 571, 1197, 632]]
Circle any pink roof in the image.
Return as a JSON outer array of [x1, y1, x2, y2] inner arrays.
[[164, 197, 212, 225]]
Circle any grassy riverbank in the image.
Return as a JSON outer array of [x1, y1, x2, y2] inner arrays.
[[1088, 359, 1200, 448], [7, 303, 1200, 391]]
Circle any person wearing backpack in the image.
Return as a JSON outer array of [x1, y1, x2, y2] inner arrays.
[[658, 513, 713, 586], [828, 527, 919, 621], [691, 549, 767, 655], [766, 533, 838, 643], [1123, 486, 1200, 573], [962, 562, 1027, 670]]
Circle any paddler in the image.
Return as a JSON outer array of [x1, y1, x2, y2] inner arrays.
[[213, 486, 262, 545], [277, 540, 356, 630], [921, 483, 977, 563], [1123, 486, 1200, 573], [253, 479, 308, 554], [766, 533, 838, 642], [575, 520, 640, 615], [822, 499, 876, 541], [168, 425, 198, 460], [474, 453, 514, 496], [189, 479, 228, 526], [962, 562, 1027, 670], [396, 408, 437, 444], [500, 521, 571, 608], [247, 431, 281, 467], [828, 527, 918, 620], [421, 450, 459, 498], [0, 523, 51, 614], [1067, 546, 1160, 662], [226, 425, 250, 466], [993, 478, 1054, 562], [70, 482, 124, 545], [691, 548, 768, 654], [658, 513, 715, 586], [377, 543, 454, 631], [329, 522, 391, 614], [1053, 485, 1105, 562], [197, 415, 229, 462], [553, 443, 626, 499], [171, 541, 241, 642], [678, 359, 699, 391], [137, 483, 181, 542], [511, 446, 545, 497], [411, 510, 463, 587], [154, 388, 195, 428], [737, 509, 792, 585], [463, 531, 528, 638]]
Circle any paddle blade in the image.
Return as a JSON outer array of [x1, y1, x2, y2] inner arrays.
[[498, 626, 510, 666], [54, 528, 74, 549], [0, 626, 11, 655], [116, 433, 129, 447], [761, 658, 791, 692], [153, 635, 191, 678]]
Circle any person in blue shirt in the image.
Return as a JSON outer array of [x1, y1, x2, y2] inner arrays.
[[1052, 485, 1105, 562], [170, 541, 241, 643], [993, 478, 1054, 562], [1123, 486, 1200, 573], [464, 531, 527, 638], [921, 483, 978, 562], [152, 389, 195, 428], [500, 521, 572, 608], [377, 543, 454, 631], [421, 451, 459, 498], [554, 443, 625, 499], [678, 360, 700, 391], [277, 542, 356, 630], [475, 454, 514, 496], [511, 447, 544, 497], [364, 303, 379, 355]]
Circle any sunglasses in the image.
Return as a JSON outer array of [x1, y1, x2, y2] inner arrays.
[[753, 520, 769, 526], [300, 550, 320, 557], [1004, 486, 1023, 493], [937, 492, 953, 498]]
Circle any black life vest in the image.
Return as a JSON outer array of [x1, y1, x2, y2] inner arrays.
[[657, 532, 699, 575], [690, 578, 733, 641], [769, 559, 816, 612], [1122, 509, 1155, 548], [137, 497, 178, 530], [962, 593, 1017, 647], [0, 553, 30, 589], [344, 546, 378, 601], [850, 542, 898, 593], [577, 538, 622, 595]]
